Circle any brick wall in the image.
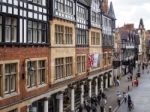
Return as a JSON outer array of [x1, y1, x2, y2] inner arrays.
[[0, 46, 50, 110]]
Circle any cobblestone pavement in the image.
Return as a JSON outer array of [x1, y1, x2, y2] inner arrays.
[[117, 69, 150, 112], [83, 67, 144, 112]]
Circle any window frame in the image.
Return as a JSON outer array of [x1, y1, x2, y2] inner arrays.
[[4, 63, 17, 94], [91, 31, 100, 45], [5, 17, 17, 43], [0, 61, 19, 98], [26, 58, 47, 89], [38, 60, 46, 85], [77, 29, 88, 46], [55, 24, 73, 45], [27, 20, 47, 44], [55, 57, 73, 80], [77, 56, 86, 73]]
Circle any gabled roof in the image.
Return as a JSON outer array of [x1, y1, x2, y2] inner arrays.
[[108, 2, 116, 19]]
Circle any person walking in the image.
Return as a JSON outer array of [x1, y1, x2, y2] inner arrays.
[[123, 92, 127, 103], [85, 101, 91, 112], [117, 94, 122, 106], [100, 98, 106, 112]]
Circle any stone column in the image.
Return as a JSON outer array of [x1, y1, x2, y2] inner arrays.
[[44, 97, 49, 112], [71, 87, 75, 112], [110, 72, 113, 86], [81, 83, 84, 105], [95, 78, 98, 96], [88, 80, 92, 98], [57, 93, 64, 112], [105, 75, 108, 88], [101, 77, 104, 92]]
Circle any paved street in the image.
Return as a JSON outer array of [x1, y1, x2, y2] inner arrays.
[[117, 70, 150, 112]]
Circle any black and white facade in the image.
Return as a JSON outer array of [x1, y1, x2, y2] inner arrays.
[[101, 2, 115, 47], [90, 0, 101, 28], [0, 0, 48, 44], [76, 0, 89, 47], [121, 30, 139, 75]]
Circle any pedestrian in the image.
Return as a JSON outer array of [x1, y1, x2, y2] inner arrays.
[[97, 93, 102, 104], [79, 105, 83, 112], [116, 79, 120, 86], [130, 75, 133, 81], [128, 85, 130, 91], [142, 63, 145, 71], [85, 102, 91, 112], [91, 103, 97, 112], [117, 98, 121, 106], [123, 92, 127, 103], [100, 98, 106, 112], [117, 94, 121, 106]]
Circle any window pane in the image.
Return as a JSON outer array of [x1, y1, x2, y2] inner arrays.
[[10, 74, 16, 92], [55, 58, 64, 80], [38, 60, 46, 84], [12, 27, 17, 42], [28, 29, 32, 42], [38, 30, 42, 43], [4, 63, 17, 94], [27, 61, 36, 88], [28, 21, 32, 28], [5, 76, 9, 93], [12, 18, 17, 26], [33, 29, 37, 43], [33, 22, 37, 43], [6, 17, 11, 25], [5, 26, 11, 42]]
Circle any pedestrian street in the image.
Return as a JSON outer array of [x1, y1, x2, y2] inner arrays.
[[117, 71, 150, 112]]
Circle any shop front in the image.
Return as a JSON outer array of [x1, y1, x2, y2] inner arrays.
[[49, 94, 59, 112], [29, 99, 45, 112], [74, 83, 81, 112]]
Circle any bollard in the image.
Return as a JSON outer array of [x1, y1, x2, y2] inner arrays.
[[109, 106, 112, 112]]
